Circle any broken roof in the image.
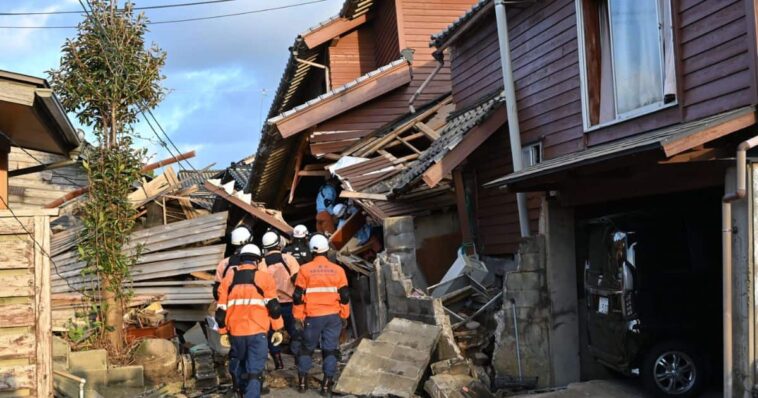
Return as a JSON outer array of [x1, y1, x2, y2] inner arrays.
[[268, 58, 412, 138], [368, 92, 505, 195]]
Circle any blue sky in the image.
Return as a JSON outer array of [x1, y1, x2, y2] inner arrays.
[[0, 0, 342, 170]]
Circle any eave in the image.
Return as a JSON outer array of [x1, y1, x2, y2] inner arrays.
[[268, 59, 412, 139], [303, 14, 368, 49]]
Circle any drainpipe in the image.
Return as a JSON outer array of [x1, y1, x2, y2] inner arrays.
[[294, 53, 331, 91], [722, 134, 758, 398], [409, 52, 444, 113], [54, 369, 86, 398], [495, 0, 529, 237]]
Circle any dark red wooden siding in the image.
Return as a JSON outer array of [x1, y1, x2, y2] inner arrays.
[[317, 0, 478, 134], [329, 26, 377, 87], [374, 0, 400, 66], [463, 129, 541, 255], [451, 0, 756, 158]]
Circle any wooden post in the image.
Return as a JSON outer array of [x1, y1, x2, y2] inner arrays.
[[453, 169, 472, 244], [34, 215, 52, 398], [0, 141, 9, 209]]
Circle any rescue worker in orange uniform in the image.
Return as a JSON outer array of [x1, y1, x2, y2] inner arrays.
[[260, 230, 301, 369], [213, 225, 252, 300], [216, 244, 285, 398], [293, 234, 350, 396]]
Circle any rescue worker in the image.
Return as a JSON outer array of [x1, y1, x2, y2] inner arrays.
[[315, 179, 338, 234], [293, 234, 350, 396], [284, 224, 312, 264], [213, 225, 252, 300], [260, 230, 301, 370], [217, 244, 285, 398]]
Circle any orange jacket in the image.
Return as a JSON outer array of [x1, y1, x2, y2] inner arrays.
[[261, 251, 300, 303], [218, 263, 284, 336], [293, 255, 350, 320]]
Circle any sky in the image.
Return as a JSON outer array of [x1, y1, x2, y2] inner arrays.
[[0, 0, 342, 171]]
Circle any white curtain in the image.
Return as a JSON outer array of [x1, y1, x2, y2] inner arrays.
[[608, 0, 663, 115], [661, 0, 677, 100]]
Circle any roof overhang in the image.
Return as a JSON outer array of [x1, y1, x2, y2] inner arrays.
[[0, 70, 80, 155], [485, 106, 757, 190], [303, 14, 368, 49], [269, 59, 412, 139]]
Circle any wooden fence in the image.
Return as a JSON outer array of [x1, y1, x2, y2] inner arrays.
[[0, 209, 55, 397]]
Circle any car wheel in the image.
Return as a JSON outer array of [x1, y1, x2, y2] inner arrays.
[[642, 341, 706, 398]]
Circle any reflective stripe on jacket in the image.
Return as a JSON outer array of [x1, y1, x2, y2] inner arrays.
[[293, 255, 349, 320], [218, 263, 284, 336]]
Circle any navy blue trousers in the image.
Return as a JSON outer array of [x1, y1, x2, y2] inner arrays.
[[297, 313, 341, 377], [268, 303, 300, 355], [229, 333, 268, 398]]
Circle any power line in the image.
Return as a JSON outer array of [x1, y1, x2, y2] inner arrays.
[[0, 0, 237, 16], [0, 1, 327, 29]]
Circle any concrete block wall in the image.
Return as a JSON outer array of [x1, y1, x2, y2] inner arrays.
[[493, 236, 552, 387]]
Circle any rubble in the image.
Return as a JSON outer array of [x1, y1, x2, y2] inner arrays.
[[133, 339, 179, 385], [334, 318, 441, 397]]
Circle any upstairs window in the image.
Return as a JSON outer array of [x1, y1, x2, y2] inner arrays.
[[577, 0, 676, 129]]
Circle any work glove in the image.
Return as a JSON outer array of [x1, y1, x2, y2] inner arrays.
[[295, 319, 305, 333], [271, 330, 284, 347], [220, 334, 230, 348], [341, 317, 348, 330]]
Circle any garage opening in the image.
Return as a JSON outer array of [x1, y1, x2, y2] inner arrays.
[[574, 187, 722, 397]]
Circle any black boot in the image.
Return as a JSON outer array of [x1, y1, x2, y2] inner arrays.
[[273, 352, 284, 370], [298, 373, 308, 393], [320, 377, 334, 397]]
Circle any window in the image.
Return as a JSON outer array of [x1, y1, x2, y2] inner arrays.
[[577, 0, 676, 129], [522, 142, 542, 168]]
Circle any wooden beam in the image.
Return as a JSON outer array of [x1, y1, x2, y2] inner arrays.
[[662, 110, 757, 157], [303, 15, 368, 49], [658, 147, 727, 164], [204, 181, 294, 235], [274, 62, 412, 138], [288, 139, 307, 204], [339, 191, 388, 201], [0, 146, 8, 210], [297, 170, 331, 177], [453, 169, 472, 243], [422, 107, 507, 188], [35, 214, 53, 397], [329, 211, 366, 250], [8, 159, 78, 178], [415, 122, 440, 140]]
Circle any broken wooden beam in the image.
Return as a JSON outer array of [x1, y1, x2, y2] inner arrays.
[[204, 181, 293, 234]]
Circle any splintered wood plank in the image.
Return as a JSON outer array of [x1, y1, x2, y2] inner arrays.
[[0, 219, 33, 235], [0, 363, 35, 392], [204, 182, 293, 234], [0, 272, 33, 297], [0, 331, 33, 360], [415, 122, 440, 140], [0, 302, 34, 327], [0, 236, 32, 270], [329, 211, 366, 250]]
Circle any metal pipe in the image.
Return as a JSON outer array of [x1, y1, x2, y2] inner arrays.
[[722, 134, 758, 398], [295, 57, 331, 92], [511, 298, 524, 381], [54, 369, 86, 398], [495, 0, 529, 237], [409, 54, 444, 113]]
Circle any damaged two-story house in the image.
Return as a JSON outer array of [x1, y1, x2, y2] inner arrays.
[[430, 0, 758, 397]]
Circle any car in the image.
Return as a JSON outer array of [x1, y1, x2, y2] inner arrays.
[[582, 201, 721, 398]]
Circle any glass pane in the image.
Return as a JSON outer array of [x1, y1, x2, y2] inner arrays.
[[609, 0, 663, 115]]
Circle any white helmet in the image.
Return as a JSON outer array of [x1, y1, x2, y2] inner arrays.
[[239, 244, 262, 262], [262, 231, 281, 249], [293, 224, 308, 239], [230, 226, 251, 246], [309, 234, 329, 254], [332, 203, 347, 218]]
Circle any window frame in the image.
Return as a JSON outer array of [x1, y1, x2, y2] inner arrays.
[[521, 142, 542, 169], [575, 0, 678, 133]]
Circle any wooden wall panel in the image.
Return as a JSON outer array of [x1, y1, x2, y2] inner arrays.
[[8, 147, 87, 210], [329, 27, 377, 87], [463, 129, 541, 256], [317, 0, 478, 134], [374, 0, 400, 65]]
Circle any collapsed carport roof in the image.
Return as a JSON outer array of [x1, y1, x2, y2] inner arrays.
[[484, 106, 757, 191], [0, 70, 81, 155]]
